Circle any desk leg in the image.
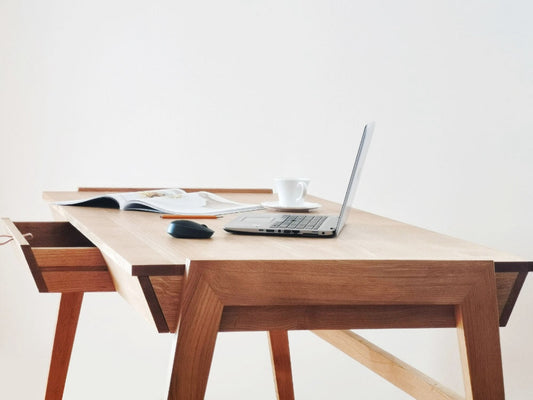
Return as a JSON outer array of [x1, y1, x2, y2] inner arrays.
[[168, 279, 223, 400], [269, 331, 295, 400], [45, 292, 83, 400], [456, 275, 505, 399]]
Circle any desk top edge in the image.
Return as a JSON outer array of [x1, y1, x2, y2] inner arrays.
[[42, 190, 530, 269]]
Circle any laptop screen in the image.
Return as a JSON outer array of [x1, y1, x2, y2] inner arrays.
[[335, 122, 375, 235]]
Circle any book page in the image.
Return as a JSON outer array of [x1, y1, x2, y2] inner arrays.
[[54, 188, 187, 209], [124, 191, 261, 215], [56, 189, 261, 215]]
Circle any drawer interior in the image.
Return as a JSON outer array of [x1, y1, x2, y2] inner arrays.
[[4, 219, 115, 293]]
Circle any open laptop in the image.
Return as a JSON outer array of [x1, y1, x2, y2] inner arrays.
[[224, 122, 374, 237]]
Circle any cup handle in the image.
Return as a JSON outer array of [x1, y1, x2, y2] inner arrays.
[[296, 182, 308, 203]]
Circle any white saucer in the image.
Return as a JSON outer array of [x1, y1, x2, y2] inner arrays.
[[261, 201, 321, 212]]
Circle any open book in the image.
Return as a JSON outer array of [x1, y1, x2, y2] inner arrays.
[[56, 189, 262, 215]]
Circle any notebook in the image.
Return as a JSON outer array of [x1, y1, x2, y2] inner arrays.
[[224, 122, 375, 237]]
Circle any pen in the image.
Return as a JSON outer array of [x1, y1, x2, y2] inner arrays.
[[160, 215, 221, 219]]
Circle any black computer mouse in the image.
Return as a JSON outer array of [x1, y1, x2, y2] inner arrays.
[[167, 220, 214, 239]]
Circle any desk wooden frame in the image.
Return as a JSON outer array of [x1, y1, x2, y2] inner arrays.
[[3, 188, 532, 400]]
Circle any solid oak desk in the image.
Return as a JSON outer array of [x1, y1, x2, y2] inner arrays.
[[5, 189, 532, 400]]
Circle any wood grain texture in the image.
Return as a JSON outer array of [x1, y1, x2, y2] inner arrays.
[[495, 272, 520, 325], [3, 219, 115, 293], [42, 270, 114, 292], [455, 265, 504, 400], [11, 221, 95, 247], [45, 292, 83, 400], [18, 243, 48, 291], [44, 206, 184, 330], [44, 191, 527, 265], [495, 264, 530, 326], [169, 259, 503, 399], [32, 247, 107, 268], [193, 259, 492, 307], [35, 191, 530, 399], [220, 305, 457, 331], [33, 247, 115, 292], [313, 330, 463, 400], [268, 331, 295, 400], [150, 275, 184, 333], [138, 276, 169, 332], [3, 218, 48, 291], [41, 191, 530, 330], [168, 277, 224, 400]]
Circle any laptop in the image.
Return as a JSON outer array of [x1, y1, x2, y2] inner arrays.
[[224, 122, 375, 237]]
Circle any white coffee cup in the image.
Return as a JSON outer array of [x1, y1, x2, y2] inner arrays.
[[274, 178, 310, 207]]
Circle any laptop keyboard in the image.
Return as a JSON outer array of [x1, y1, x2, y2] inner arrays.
[[270, 215, 327, 230]]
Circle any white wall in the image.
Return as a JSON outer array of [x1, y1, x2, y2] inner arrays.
[[1, 1, 532, 398]]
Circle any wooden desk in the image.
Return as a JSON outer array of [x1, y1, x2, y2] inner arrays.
[[4, 189, 532, 399]]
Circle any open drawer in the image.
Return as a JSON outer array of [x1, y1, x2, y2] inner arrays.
[[3, 219, 115, 293]]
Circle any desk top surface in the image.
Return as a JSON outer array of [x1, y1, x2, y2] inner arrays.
[[44, 190, 527, 275]]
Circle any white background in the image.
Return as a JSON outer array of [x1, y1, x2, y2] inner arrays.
[[1, 1, 532, 398]]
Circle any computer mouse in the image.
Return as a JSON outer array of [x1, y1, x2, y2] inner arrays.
[[167, 220, 214, 239]]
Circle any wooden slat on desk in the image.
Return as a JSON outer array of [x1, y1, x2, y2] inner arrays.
[[78, 187, 272, 193], [32, 247, 107, 268], [32, 246, 115, 292], [313, 330, 463, 400], [42, 271, 114, 293], [220, 305, 457, 331]]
